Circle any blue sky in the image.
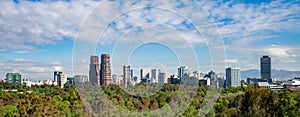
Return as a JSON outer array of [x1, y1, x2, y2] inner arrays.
[[0, 0, 299, 80]]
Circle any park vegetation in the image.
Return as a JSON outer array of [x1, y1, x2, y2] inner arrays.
[[0, 82, 299, 117]]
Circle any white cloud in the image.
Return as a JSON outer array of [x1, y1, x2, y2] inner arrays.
[[0, 1, 99, 51], [198, 0, 300, 45]]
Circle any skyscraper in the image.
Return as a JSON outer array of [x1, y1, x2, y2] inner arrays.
[[57, 73, 67, 88], [225, 67, 241, 87], [140, 68, 150, 83], [89, 55, 100, 85], [100, 54, 112, 85], [123, 65, 131, 87], [178, 66, 189, 79], [151, 69, 160, 83], [158, 72, 167, 84], [260, 55, 271, 81], [54, 71, 62, 82]]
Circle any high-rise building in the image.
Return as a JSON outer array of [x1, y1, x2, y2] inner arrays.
[[260, 55, 271, 81], [100, 54, 112, 85], [158, 72, 166, 84], [140, 68, 150, 83], [54, 71, 62, 82], [89, 55, 100, 85], [225, 67, 241, 87], [151, 69, 160, 83], [5, 73, 21, 85], [123, 66, 131, 87], [57, 73, 67, 88], [178, 66, 189, 79]]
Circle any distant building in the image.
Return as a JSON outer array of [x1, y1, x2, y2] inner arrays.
[[284, 77, 300, 86], [57, 73, 67, 88], [158, 72, 167, 84], [168, 75, 180, 84], [54, 71, 62, 82], [199, 78, 210, 86], [247, 78, 268, 85], [225, 67, 241, 87], [151, 69, 160, 83], [140, 68, 150, 83], [178, 66, 189, 80], [112, 74, 120, 84], [5, 73, 21, 85], [133, 76, 138, 83], [204, 71, 218, 87], [256, 82, 270, 88], [89, 55, 100, 85], [261, 55, 271, 81], [73, 75, 89, 84], [66, 77, 74, 85], [123, 66, 131, 87], [100, 54, 112, 85]]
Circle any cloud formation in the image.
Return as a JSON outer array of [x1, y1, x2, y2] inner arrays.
[[0, 1, 99, 51]]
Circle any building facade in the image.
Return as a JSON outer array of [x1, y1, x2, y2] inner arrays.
[[140, 68, 150, 83], [89, 55, 100, 85], [260, 55, 271, 81], [57, 73, 67, 88], [158, 72, 166, 84], [151, 69, 160, 83], [178, 66, 189, 80], [54, 71, 62, 82], [226, 67, 241, 87], [5, 73, 21, 85], [123, 66, 131, 87], [100, 54, 112, 85]]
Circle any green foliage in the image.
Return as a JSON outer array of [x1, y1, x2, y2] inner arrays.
[[0, 82, 299, 116], [0, 83, 83, 116]]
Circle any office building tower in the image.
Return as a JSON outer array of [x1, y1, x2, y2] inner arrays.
[[178, 66, 189, 79], [225, 67, 241, 87], [100, 54, 112, 85], [89, 55, 100, 85], [151, 69, 160, 83], [158, 72, 166, 84], [5, 73, 21, 85], [123, 66, 131, 87], [260, 55, 271, 81], [140, 68, 150, 83], [57, 73, 67, 88], [54, 71, 62, 82]]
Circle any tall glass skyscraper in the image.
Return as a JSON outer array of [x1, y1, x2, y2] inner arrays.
[[260, 55, 271, 81], [226, 67, 241, 87]]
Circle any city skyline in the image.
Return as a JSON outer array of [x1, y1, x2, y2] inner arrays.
[[0, 0, 299, 80]]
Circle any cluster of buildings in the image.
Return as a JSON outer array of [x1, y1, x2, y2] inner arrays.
[[1, 54, 299, 91]]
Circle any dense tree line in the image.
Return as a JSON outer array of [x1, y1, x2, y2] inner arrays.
[[0, 82, 299, 116], [0, 83, 83, 117]]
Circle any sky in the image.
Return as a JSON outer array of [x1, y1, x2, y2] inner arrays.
[[0, 0, 299, 81]]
